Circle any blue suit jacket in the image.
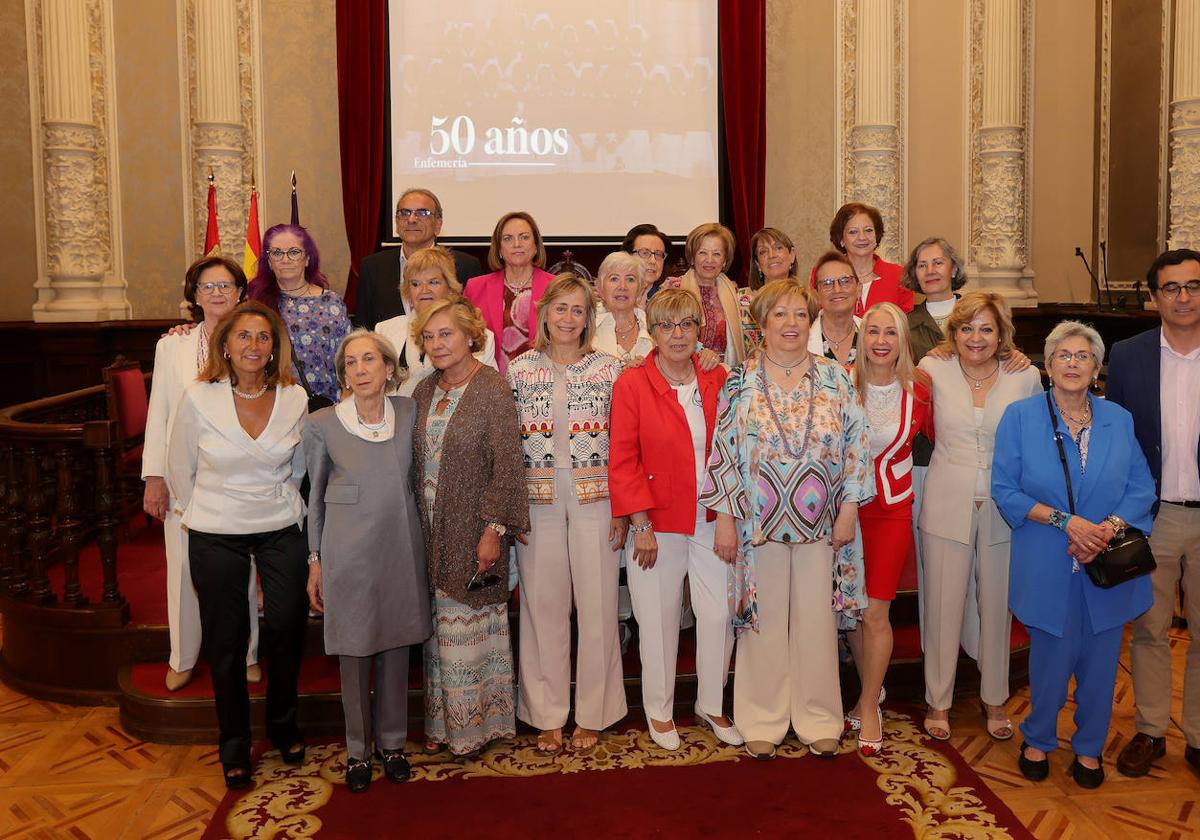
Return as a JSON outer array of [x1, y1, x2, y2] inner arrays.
[[992, 393, 1156, 637], [1105, 326, 1200, 501]]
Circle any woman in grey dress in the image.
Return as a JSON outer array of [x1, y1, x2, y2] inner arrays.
[[305, 328, 432, 793]]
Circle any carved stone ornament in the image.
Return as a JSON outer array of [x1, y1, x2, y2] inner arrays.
[[1168, 99, 1200, 250]]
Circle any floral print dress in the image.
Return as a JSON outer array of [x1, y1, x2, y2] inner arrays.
[[279, 289, 351, 404]]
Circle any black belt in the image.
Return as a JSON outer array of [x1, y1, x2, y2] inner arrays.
[[1164, 500, 1200, 508]]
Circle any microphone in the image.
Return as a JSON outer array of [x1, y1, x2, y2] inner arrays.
[[1075, 246, 1102, 311], [1099, 240, 1115, 309]]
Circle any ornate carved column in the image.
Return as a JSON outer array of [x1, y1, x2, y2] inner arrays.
[[1169, 0, 1200, 249], [28, 0, 130, 322], [183, 0, 260, 259], [840, 0, 905, 262], [968, 0, 1036, 305]]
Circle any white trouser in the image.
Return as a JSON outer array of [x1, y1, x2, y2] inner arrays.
[[168, 511, 259, 671], [626, 517, 734, 721]]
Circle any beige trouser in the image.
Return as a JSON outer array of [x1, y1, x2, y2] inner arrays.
[[1131, 503, 1200, 742], [168, 511, 258, 671], [920, 502, 1012, 709], [516, 471, 627, 731], [734, 540, 841, 745], [626, 517, 734, 721]]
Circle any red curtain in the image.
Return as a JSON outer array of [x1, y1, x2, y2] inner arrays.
[[718, 0, 766, 284], [335, 0, 387, 311]]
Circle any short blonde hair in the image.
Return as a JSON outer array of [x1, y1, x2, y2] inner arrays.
[[853, 303, 920, 401], [532, 273, 597, 353], [334, 328, 407, 392], [749, 279, 818, 328], [684, 223, 736, 273], [645, 288, 703, 335], [596, 251, 648, 293], [411, 298, 489, 356], [199, 301, 296, 388], [934, 291, 1017, 360], [487, 211, 547, 271], [401, 246, 461, 303]]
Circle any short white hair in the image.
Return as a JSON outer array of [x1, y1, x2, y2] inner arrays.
[[1043, 320, 1105, 365]]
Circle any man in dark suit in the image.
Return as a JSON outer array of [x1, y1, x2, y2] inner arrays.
[[1107, 248, 1200, 778], [355, 188, 483, 329]]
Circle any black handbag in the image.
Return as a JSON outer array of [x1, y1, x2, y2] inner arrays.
[[1046, 391, 1156, 589], [292, 353, 335, 414]]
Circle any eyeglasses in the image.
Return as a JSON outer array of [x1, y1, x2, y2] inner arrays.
[[1158, 280, 1200, 299], [197, 281, 234, 295], [466, 567, 503, 592], [1051, 350, 1096, 364], [268, 247, 305, 262], [634, 248, 666, 261], [396, 208, 436, 219], [818, 276, 856, 289], [653, 318, 699, 334]]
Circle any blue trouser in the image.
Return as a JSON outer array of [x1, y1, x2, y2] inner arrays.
[[1019, 570, 1124, 758]]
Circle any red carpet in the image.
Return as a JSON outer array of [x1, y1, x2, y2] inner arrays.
[[202, 708, 1032, 839]]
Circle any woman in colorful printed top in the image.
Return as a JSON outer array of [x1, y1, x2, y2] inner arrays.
[[808, 250, 862, 368], [410, 298, 529, 759], [508, 274, 628, 755], [247, 224, 351, 405], [678, 223, 747, 366], [700, 279, 873, 761]]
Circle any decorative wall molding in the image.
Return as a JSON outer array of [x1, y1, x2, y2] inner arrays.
[[1095, 0, 1111, 292], [26, 0, 130, 322], [181, 0, 258, 261], [1168, 0, 1200, 250], [838, 0, 906, 263], [967, 0, 1037, 305]]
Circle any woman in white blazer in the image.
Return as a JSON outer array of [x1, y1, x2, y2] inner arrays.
[[142, 256, 260, 692], [374, 246, 496, 397], [917, 292, 1042, 743], [166, 301, 310, 790]]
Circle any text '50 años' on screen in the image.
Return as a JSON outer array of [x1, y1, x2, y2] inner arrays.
[[414, 116, 571, 168]]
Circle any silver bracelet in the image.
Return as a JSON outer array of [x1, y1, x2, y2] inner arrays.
[[629, 521, 654, 534], [307, 551, 320, 566]]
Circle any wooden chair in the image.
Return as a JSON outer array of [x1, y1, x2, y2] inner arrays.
[[102, 356, 149, 529]]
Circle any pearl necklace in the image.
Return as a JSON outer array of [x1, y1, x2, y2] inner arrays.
[[232, 383, 268, 400], [356, 413, 387, 439]]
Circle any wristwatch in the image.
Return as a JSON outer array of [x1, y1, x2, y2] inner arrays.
[[1104, 514, 1127, 538], [1047, 509, 1071, 531], [487, 522, 507, 537], [307, 551, 321, 566]]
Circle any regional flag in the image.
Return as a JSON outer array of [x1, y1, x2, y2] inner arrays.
[[243, 187, 261, 280], [204, 178, 220, 257]]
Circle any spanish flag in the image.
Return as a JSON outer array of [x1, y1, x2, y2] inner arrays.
[[203, 175, 220, 257], [243, 186, 261, 279]]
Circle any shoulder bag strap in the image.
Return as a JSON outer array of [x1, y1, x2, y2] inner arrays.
[[1046, 390, 1076, 515]]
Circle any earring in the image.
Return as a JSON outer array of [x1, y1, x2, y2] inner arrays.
[[269, 353, 274, 362], [223, 351, 230, 359]]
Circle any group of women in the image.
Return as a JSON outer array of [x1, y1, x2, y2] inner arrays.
[[144, 201, 1156, 793]]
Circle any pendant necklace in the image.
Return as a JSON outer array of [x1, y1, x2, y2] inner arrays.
[[435, 361, 481, 415], [356, 412, 387, 439], [958, 359, 999, 391], [763, 352, 806, 377]]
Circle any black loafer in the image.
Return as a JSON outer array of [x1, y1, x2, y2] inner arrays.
[[1070, 756, 1105, 789], [1017, 741, 1049, 782], [377, 748, 411, 783], [346, 757, 372, 793]]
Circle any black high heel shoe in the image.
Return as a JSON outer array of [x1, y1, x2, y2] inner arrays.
[[223, 763, 253, 790], [275, 741, 306, 766]]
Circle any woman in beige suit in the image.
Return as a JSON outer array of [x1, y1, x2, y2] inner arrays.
[[917, 292, 1042, 742]]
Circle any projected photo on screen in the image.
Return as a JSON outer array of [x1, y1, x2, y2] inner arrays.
[[388, 2, 720, 240]]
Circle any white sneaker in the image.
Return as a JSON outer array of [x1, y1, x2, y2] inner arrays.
[[646, 717, 680, 751], [694, 703, 744, 746]]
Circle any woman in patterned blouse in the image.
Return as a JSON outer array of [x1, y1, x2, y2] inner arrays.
[[247, 224, 352, 405], [508, 274, 628, 755], [700, 279, 873, 761], [677, 223, 747, 366]]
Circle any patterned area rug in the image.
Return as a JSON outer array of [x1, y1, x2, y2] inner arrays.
[[203, 707, 1032, 839]]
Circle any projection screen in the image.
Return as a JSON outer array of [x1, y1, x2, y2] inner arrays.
[[387, 2, 720, 240]]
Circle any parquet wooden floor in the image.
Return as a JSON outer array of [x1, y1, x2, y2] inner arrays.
[[2, 628, 1199, 837]]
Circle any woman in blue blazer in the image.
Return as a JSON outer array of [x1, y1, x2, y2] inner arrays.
[[993, 321, 1156, 790]]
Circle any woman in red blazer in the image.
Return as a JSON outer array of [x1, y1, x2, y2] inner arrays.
[[609, 289, 741, 752], [463, 211, 555, 374], [809, 202, 913, 316], [844, 302, 933, 757]]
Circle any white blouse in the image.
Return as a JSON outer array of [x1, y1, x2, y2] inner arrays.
[[166, 380, 308, 535], [334, 395, 395, 442], [593, 307, 654, 362]]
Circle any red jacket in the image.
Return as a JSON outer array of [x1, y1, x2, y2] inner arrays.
[[809, 254, 914, 316], [867, 377, 934, 509], [609, 352, 727, 534]]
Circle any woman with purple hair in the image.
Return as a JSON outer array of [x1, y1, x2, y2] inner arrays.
[[248, 224, 351, 404]]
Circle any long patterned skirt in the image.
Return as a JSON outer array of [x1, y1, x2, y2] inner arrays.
[[423, 589, 516, 755]]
